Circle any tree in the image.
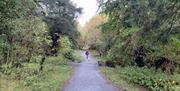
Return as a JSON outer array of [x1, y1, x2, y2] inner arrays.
[[99, 0, 180, 70], [40, 0, 82, 54], [0, 0, 82, 73], [0, 0, 47, 73], [78, 14, 107, 50]]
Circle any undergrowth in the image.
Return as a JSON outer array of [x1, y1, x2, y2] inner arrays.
[[102, 66, 180, 91], [0, 56, 73, 91]]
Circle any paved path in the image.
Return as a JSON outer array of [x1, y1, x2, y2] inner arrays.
[[62, 51, 119, 91]]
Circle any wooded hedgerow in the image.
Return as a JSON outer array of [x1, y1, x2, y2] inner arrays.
[[80, 0, 180, 73], [0, 0, 81, 73]]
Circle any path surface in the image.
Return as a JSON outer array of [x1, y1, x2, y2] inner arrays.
[[62, 51, 119, 91]]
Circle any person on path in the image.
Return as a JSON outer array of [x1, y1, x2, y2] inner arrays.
[[85, 51, 89, 59]]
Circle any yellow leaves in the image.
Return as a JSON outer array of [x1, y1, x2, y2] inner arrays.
[[172, 81, 175, 84], [59, 37, 72, 54], [171, 37, 180, 47], [7, 16, 51, 59], [78, 14, 107, 47]]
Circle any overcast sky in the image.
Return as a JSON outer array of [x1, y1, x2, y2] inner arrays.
[[71, 0, 99, 26]]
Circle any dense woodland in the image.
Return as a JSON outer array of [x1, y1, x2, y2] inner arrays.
[[0, 0, 180, 91], [0, 0, 81, 73], [80, 0, 180, 73], [78, 0, 180, 90], [0, 0, 82, 90]]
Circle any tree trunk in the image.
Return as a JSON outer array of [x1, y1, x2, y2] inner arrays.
[[39, 55, 46, 71]]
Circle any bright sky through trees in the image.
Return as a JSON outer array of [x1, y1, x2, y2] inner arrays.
[[71, 0, 99, 26]]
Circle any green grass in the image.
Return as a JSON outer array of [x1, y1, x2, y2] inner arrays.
[[119, 66, 180, 91], [96, 56, 107, 62], [96, 52, 143, 91], [89, 50, 99, 56], [101, 66, 180, 91], [101, 67, 141, 91], [72, 50, 83, 62], [0, 56, 73, 91]]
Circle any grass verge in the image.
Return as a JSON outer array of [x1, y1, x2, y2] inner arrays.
[[101, 67, 141, 91], [0, 56, 73, 91], [72, 50, 83, 62], [101, 66, 180, 91]]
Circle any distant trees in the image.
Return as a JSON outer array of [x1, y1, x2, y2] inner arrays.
[[78, 14, 107, 50]]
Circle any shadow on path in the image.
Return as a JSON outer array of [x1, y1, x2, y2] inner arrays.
[[62, 51, 119, 91]]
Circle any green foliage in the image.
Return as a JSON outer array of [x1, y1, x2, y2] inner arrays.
[[0, 0, 81, 73], [98, 0, 180, 70], [59, 37, 73, 55], [101, 66, 180, 91], [0, 0, 80, 90], [71, 50, 83, 62], [22, 65, 72, 91], [78, 14, 107, 49], [0, 0, 18, 21], [101, 67, 143, 91], [106, 27, 140, 63], [57, 36, 79, 61], [41, 0, 82, 54], [0, 35, 10, 57], [0, 56, 73, 91], [0, 0, 46, 66], [120, 66, 180, 91]]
